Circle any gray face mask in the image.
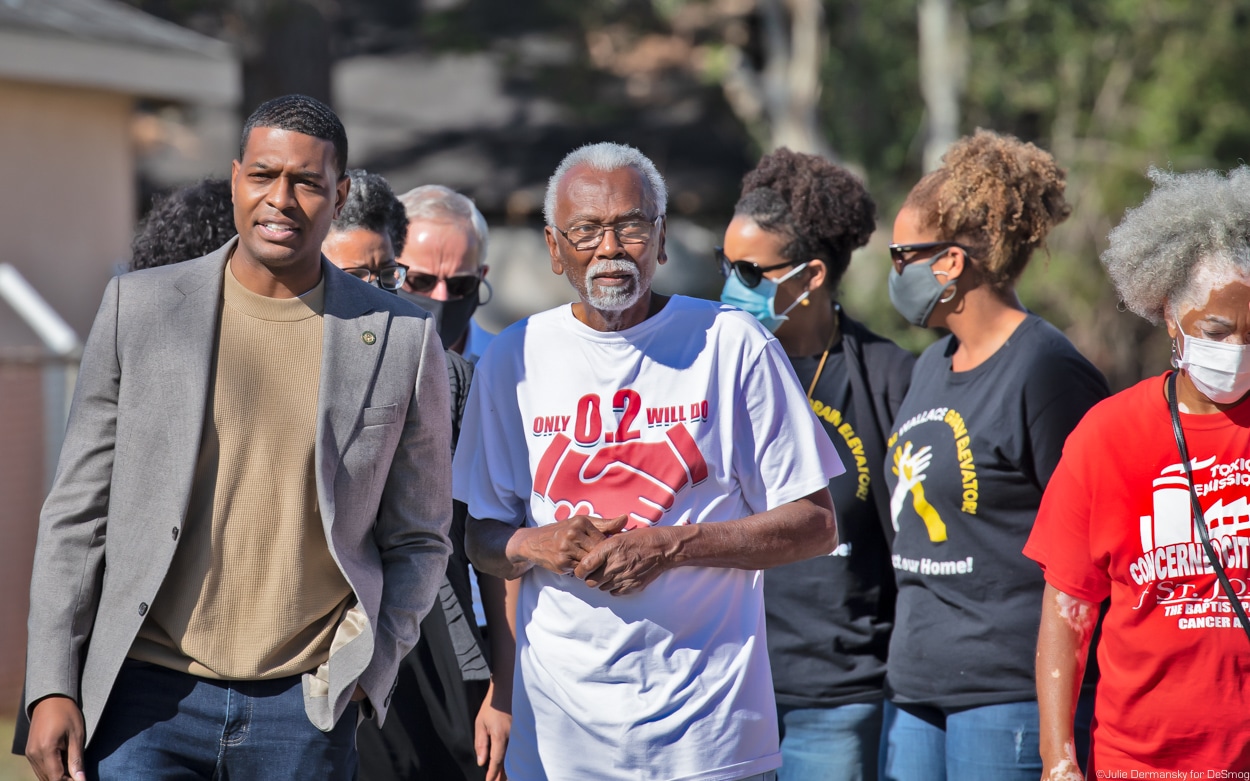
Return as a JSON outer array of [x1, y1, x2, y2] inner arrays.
[[887, 250, 958, 327]]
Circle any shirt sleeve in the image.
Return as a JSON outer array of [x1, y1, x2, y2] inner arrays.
[[731, 334, 845, 513], [451, 353, 529, 527], [1023, 429, 1112, 603], [1024, 352, 1110, 488]]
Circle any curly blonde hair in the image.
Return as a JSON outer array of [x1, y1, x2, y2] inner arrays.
[[904, 129, 1071, 289]]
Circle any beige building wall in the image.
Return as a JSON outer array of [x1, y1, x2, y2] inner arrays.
[[0, 79, 135, 711], [0, 363, 44, 709], [0, 79, 135, 340]]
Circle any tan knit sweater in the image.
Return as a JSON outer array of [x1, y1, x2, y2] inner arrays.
[[130, 262, 353, 680]]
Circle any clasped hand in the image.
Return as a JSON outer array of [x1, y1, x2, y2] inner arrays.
[[519, 514, 676, 596]]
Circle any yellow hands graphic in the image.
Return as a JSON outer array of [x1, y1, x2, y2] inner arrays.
[[891, 442, 948, 543]]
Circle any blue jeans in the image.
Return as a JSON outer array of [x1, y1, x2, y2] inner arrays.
[[879, 700, 1040, 781], [776, 701, 883, 781], [85, 660, 358, 780]]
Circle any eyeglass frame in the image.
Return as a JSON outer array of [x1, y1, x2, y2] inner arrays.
[[399, 266, 486, 299], [552, 215, 663, 252], [888, 241, 973, 275], [340, 264, 408, 291], [713, 246, 805, 289]]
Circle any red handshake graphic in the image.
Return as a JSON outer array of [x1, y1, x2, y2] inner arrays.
[[533, 423, 709, 529]]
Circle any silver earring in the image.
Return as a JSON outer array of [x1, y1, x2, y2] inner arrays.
[[1171, 339, 1181, 369], [934, 270, 958, 304]]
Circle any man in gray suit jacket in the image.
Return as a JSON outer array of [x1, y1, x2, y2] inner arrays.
[[23, 95, 452, 781]]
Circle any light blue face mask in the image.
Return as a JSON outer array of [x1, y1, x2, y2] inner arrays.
[[720, 262, 810, 332]]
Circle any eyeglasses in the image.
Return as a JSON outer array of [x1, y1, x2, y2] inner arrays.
[[554, 216, 661, 251], [714, 247, 803, 289], [887, 242, 972, 274], [342, 265, 408, 290], [402, 267, 484, 299]]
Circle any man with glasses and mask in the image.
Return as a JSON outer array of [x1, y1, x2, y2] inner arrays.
[[323, 174, 512, 781], [397, 185, 493, 361], [454, 142, 844, 781]]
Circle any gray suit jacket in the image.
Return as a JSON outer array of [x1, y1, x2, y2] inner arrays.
[[24, 240, 453, 743]]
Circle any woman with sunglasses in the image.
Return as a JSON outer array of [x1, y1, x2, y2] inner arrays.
[[879, 129, 1108, 781], [1026, 167, 1250, 777], [321, 169, 410, 292], [717, 147, 915, 781]]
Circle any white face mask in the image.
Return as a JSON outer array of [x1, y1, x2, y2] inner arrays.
[[1177, 332, 1250, 404]]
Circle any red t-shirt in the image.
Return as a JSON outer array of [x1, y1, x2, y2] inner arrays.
[[1025, 374, 1250, 773]]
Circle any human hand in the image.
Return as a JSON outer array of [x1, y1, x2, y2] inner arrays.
[[26, 696, 87, 781], [1041, 759, 1085, 781], [574, 525, 678, 596], [474, 679, 511, 781], [513, 514, 628, 576]]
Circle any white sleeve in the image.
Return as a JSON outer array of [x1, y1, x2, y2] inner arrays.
[[451, 355, 530, 527], [731, 336, 844, 513]]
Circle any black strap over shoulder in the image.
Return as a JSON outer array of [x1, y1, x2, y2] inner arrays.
[[1166, 371, 1250, 644], [842, 323, 895, 546], [445, 349, 473, 452]]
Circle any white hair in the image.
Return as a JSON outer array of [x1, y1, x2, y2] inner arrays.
[[543, 142, 668, 226], [1102, 166, 1250, 325], [397, 185, 489, 264]]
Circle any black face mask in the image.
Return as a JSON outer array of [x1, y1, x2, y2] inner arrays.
[[397, 289, 479, 350]]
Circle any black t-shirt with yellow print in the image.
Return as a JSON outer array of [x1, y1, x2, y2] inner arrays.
[[765, 317, 915, 708], [883, 314, 1108, 709]]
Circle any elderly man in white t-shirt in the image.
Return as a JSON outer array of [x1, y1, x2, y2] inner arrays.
[[453, 142, 843, 781]]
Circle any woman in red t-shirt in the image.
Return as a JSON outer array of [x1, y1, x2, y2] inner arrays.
[[1027, 166, 1250, 778]]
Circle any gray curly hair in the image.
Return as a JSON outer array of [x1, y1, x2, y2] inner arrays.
[[543, 142, 668, 227], [331, 169, 408, 256], [1102, 166, 1250, 325]]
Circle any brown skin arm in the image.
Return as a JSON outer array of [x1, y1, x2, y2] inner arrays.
[[574, 488, 836, 596], [1037, 583, 1097, 781], [467, 513, 628, 580], [26, 695, 87, 781], [474, 572, 514, 781]]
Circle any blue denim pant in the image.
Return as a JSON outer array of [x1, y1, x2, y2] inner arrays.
[[776, 700, 883, 781], [85, 660, 358, 780], [879, 700, 1041, 781]]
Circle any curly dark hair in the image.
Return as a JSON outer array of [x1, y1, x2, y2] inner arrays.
[[240, 94, 347, 177], [903, 128, 1070, 290], [330, 169, 408, 256], [734, 147, 876, 290], [130, 178, 236, 271]]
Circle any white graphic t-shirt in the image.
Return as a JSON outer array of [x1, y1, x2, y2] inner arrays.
[[453, 296, 843, 781]]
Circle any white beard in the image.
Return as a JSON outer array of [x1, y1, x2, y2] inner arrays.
[[584, 258, 646, 311]]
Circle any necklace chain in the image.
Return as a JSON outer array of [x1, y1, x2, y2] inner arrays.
[[805, 305, 842, 401]]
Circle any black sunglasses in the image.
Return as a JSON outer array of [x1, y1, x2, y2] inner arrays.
[[714, 247, 802, 289], [887, 242, 972, 274], [401, 267, 483, 299]]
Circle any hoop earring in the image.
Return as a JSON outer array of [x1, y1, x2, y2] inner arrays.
[[934, 270, 958, 304], [478, 278, 494, 306]]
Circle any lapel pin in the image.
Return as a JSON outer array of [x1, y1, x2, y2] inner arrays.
[[362, 331, 377, 345]]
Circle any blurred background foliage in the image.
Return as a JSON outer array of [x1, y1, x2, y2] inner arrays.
[[124, 0, 1250, 390]]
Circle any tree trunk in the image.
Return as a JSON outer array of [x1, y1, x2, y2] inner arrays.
[[238, 0, 334, 118], [918, 0, 965, 171]]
